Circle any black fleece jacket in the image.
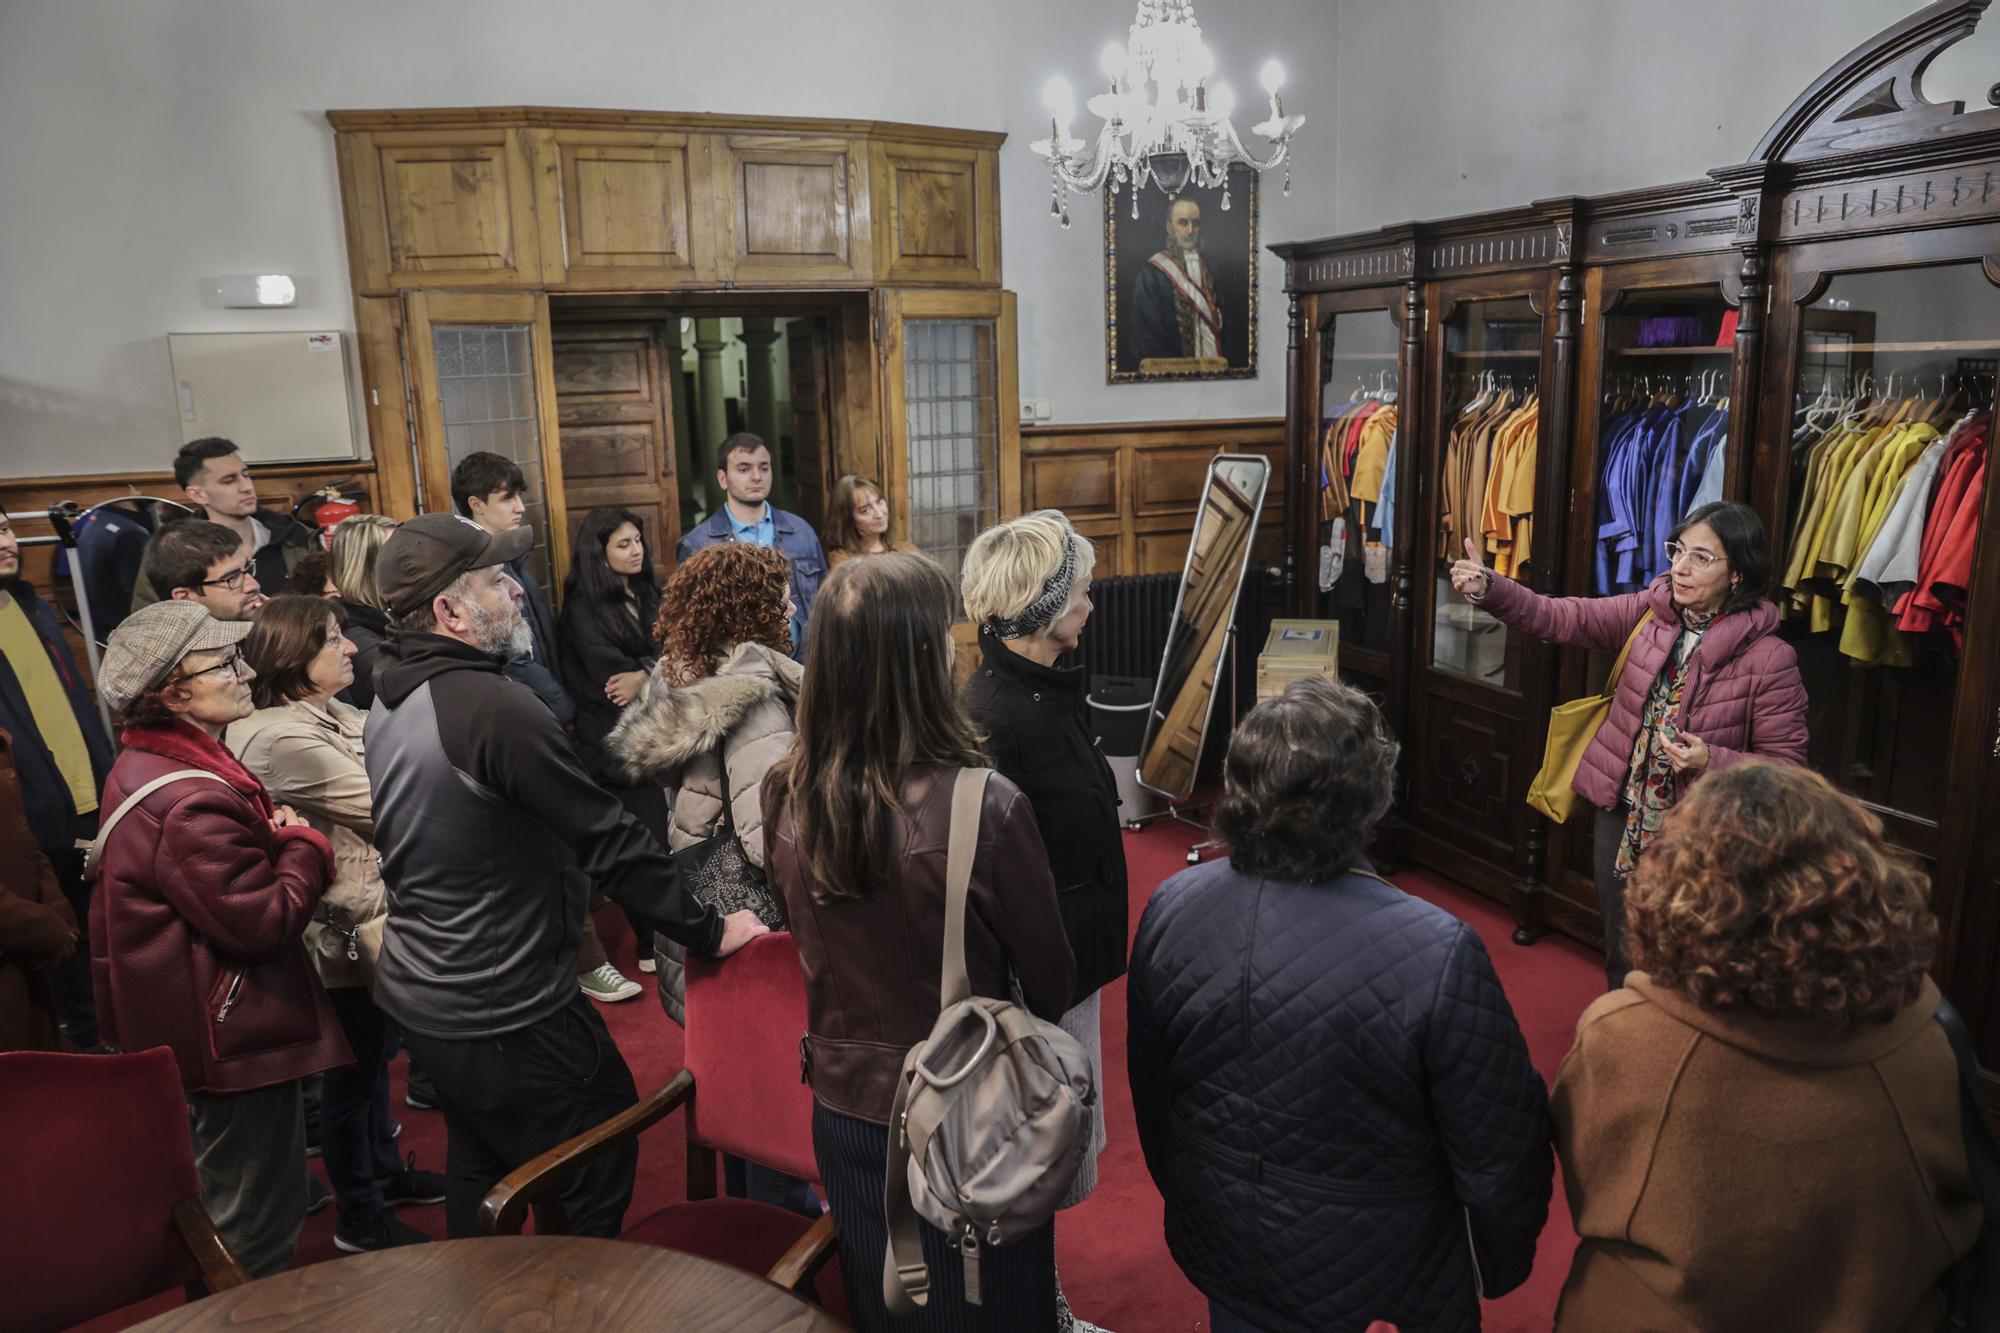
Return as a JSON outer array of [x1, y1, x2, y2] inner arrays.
[[366, 631, 720, 1037]]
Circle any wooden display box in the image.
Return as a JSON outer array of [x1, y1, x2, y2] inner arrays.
[[1256, 619, 1340, 700]]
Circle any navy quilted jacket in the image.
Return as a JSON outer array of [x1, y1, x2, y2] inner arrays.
[[1127, 859, 1554, 1333]]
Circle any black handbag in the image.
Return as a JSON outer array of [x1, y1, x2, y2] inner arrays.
[[1935, 996, 2000, 1330], [667, 747, 786, 931]]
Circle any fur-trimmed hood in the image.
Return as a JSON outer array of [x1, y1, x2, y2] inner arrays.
[[605, 641, 802, 784]]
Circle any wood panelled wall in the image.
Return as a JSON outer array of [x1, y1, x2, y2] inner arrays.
[[1016, 418, 1284, 579], [1, 462, 377, 685]]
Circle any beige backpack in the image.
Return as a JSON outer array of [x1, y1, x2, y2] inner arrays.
[[881, 767, 1096, 1313]]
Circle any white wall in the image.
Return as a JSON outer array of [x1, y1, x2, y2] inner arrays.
[[1329, 0, 2000, 233], [0, 0, 1340, 477]]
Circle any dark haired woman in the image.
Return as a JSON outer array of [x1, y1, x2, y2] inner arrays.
[[1554, 760, 1981, 1330], [231, 595, 446, 1253], [821, 473, 915, 569], [769, 552, 1075, 1331], [558, 507, 665, 996], [91, 600, 351, 1276], [1128, 676, 1552, 1333], [1450, 499, 1809, 988]]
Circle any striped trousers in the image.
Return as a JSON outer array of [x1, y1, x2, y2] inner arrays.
[[812, 1103, 1058, 1332]]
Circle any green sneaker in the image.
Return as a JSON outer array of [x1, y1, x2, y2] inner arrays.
[[579, 962, 642, 1003]]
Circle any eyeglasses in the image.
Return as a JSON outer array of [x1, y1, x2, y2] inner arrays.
[[176, 651, 248, 683], [1663, 542, 1721, 571], [202, 564, 256, 592]]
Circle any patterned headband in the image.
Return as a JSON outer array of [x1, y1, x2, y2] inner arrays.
[[986, 535, 1077, 640]]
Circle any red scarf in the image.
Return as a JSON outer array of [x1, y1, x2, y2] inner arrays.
[[119, 721, 275, 820]]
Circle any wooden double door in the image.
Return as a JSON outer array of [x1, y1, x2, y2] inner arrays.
[[386, 287, 1021, 605]]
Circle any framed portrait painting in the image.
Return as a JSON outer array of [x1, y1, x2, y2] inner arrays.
[[1105, 164, 1258, 384]]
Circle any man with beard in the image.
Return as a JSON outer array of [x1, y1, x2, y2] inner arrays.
[[1129, 197, 1226, 369], [363, 513, 769, 1237]]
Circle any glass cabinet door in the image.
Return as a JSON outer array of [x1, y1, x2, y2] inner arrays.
[[1773, 260, 1999, 841], [1313, 307, 1400, 653], [1591, 285, 1735, 595], [1433, 297, 1544, 688]]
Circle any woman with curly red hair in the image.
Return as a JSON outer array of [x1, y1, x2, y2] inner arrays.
[[1552, 759, 1982, 1331]]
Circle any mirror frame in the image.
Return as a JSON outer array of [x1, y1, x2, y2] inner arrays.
[[1137, 452, 1271, 800]]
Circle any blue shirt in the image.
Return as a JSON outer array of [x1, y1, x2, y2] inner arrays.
[[727, 502, 777, 549]]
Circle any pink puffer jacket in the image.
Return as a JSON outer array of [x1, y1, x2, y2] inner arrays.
[[1478, 573, 1809, 811]]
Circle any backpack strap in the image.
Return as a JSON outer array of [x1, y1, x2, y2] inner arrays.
[[939, 767, 991, 1008], [881, 765, 992, 1315], [882, 1046, 931, 1314], [83, 770, 230, 880]]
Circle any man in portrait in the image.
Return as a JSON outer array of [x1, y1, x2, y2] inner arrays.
[[1129, 198, 1225, 368]]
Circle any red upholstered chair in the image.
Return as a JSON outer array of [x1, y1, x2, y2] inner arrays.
[[0, 1047, 250, 1329], [479, 932, 842, 1313]]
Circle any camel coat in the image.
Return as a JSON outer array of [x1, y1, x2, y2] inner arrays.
[[1553, 972, 1982, 1332], [228, 698, 387, 989]]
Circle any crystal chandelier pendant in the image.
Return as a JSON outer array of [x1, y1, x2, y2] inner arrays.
[[1028, 0, 1304, 226]]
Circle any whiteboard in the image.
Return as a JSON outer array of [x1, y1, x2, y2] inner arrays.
[[167, 331, 361, 464]]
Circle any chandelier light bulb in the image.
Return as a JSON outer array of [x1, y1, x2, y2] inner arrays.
[[1099, 41, 1127, 84], [1259, 58, 1286, 94], [1189, 41, 1216, 83], [1210, 81, 1235, 118], [1043, 75, 1077, 128]]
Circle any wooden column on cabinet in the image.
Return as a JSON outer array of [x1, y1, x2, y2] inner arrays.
[[1282, 292, 1306, 612]]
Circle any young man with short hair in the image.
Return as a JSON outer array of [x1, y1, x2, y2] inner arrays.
[[136, 520, 267, 622], [0, 514, 114, 1051], [449, 453, 575, 729], [363, 513, 768, 1237], [676, 432, 827, 648], [131, 439, 312, 609]]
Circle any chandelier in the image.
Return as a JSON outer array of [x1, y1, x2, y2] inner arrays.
[[1030, 0, 1305, 228]]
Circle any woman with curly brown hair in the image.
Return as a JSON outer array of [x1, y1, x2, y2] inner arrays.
[[606, 540, 796, 1019], [1553, 759, 1982, 1332]]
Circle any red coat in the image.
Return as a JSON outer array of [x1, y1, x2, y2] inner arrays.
[[1479, 574, 1809, 810], [0, 728, 77, 1052], [90, 722, 351, 1094]]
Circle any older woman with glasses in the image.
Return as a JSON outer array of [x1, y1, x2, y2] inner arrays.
[[91, 601, 351, 1276], [1449, 499, 1808, 988]]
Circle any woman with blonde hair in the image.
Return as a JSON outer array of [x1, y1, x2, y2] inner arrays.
[[961, 509, 1122, 1333], [820, 473, 914, 569], [327, 513, 400, 711], [1553, 759, 1982, 1330]]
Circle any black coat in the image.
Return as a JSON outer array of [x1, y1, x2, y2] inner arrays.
[[334, 598, 390, 713], [557, 587, 659, 778], [0, 581, 114, 852], [960, 632, 1127, 999], [1127, 859, 1554, 1333], [503, 554, 575, 728]]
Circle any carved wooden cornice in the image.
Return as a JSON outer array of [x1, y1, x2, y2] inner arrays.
[[325, 106, 1007, 149]]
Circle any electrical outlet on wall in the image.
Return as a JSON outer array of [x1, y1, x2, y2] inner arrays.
[[1020, 399, 1037, 423]]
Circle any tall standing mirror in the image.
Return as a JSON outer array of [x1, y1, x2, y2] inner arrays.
[[1138, 453, 1271, 800]]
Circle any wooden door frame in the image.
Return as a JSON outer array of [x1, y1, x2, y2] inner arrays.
[[402, 289, 573, 586]]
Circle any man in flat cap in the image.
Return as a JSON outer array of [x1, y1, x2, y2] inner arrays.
[[362, 513, 767, 1237]]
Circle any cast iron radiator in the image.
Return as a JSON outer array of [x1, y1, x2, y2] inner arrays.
[[1073, 567, 1277, 713]]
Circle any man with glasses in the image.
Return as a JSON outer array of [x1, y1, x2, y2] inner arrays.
[[0, 513, 114, 1051], [137, 520, 267, 622]]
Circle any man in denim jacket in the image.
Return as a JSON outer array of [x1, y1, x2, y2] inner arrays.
[[675, 433, 827, 651]]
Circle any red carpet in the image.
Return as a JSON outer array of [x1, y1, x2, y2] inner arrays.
[[85, 823, 1601, 1331]]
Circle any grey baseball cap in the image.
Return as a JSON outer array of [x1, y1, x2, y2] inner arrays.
[[377, 513, 533, 618], [98, 601, 254, 711]]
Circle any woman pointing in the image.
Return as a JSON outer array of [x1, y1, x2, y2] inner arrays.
[[1448, 501, 1808, 988]]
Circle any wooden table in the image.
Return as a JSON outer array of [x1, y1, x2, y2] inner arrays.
[[130, 1235, 849, 1331]]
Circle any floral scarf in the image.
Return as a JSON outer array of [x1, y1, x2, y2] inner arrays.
[[1615, 611, 1714, 876]]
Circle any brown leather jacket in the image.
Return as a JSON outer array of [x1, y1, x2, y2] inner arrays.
[[769, 764, 1075, 1124]]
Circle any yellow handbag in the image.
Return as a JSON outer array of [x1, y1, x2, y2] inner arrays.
[[1526, 611, 1652, 824]]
